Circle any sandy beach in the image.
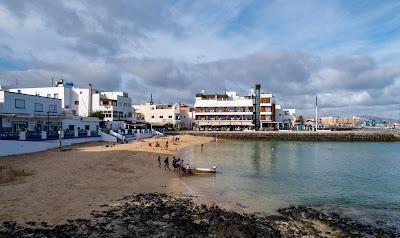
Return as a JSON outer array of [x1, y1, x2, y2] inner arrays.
[[0, 135, 213, 224]]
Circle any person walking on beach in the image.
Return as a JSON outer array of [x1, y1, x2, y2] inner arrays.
[[157, 155, 161, 168], [172, 156, 177, 172], [164, 157, 170, 171], [165, 141, 169, 150]]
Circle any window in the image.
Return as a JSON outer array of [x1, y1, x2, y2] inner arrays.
[[168, 115, 172, 118], [15, 99, 25, 108], [72, 110, 77, 115], [49, 105, 57, 113], [151, 116, 155, 118], [160, 116, 163, 118], [74, 101, 79, 105], [85, 125, 90, 130], [68, 125, 75, 130], [54, 93, 59, 99], [34, 103, 43, 112]]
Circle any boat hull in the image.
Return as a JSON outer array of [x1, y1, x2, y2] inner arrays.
[[190, 168, 216, 174]]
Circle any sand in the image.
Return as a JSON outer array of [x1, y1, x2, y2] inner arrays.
[[0, 135, 213, 224]]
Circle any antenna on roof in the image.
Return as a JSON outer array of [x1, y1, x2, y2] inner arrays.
[[150, 93, 154, 105]]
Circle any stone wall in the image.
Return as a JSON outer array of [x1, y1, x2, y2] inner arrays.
[[170, 131, 400, 142]]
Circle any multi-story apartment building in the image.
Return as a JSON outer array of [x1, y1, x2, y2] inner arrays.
[[92, 91, 133, 129], [193, 86, 278, 130], [133, 102, 183, 130], [10, 80, 133, 130], [179, 103, 194, 130], [9, 81, 92, 117], [0, 90, 63, 133]]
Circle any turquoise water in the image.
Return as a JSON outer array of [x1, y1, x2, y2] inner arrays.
[[178, 140, 400, 224]]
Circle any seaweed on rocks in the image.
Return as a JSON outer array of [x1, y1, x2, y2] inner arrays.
[[0, 193, 280, 238], [1, 194, 399, 237], [277, 206, 400, 238]]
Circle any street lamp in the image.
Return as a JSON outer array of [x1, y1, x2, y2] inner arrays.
[[47, 111, 50, 134]]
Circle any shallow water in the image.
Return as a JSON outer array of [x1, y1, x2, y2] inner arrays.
[[178, 139, 400, 227]]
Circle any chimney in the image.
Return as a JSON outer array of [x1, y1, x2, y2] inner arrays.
[[88, 83, 93, 115]]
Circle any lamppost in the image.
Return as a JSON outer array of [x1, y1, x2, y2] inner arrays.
[[47, 111, 50, 134]]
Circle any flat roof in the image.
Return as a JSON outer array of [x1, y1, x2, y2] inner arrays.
[[1, 90, 62, 100]]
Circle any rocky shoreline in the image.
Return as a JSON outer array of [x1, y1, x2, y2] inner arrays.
[[1, 193, 398, 237]]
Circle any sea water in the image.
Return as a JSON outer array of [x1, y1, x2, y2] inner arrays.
[[178, 140, 400, 228]]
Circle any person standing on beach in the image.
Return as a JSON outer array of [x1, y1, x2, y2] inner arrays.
[[164, 157, 170, 171], [157, 155, 161, 168], [165, 141, 169, 150]]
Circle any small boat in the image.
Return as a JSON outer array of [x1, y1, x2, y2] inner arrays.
[[190, 166, 217, 174]]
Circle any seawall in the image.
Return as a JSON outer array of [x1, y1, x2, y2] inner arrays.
[[169, 130, 400, 142]]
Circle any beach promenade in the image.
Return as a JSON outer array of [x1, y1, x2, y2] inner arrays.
[[172, 130, 400, 142]]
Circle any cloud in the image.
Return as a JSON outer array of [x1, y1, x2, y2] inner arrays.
[[0, 1, 399, 119]]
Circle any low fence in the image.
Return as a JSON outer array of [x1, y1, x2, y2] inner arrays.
[[0, 137, 101, 157], [0, 130, 101, 141]]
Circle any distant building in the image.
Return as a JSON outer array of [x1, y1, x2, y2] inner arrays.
[[275, 106, 296, 130], [312, 116, 366, 125]]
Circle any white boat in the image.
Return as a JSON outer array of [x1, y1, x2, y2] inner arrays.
[[190, 166, 217, 174]]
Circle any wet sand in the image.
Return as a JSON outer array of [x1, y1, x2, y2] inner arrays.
[[0, 135, 213, 224]]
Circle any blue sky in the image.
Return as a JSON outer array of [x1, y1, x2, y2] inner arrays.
[[0, 0, 399, 119]]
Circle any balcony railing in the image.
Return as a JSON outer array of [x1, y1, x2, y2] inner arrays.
[[0, 132, 19, 140]]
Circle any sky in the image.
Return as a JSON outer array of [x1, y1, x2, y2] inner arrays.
[[0, 0, 399, 119]]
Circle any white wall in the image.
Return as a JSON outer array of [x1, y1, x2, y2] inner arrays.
[[10, 87, 68, 107], [133, 103, 181, 128], [0, 137, 101, 157], [0, 91, 62, 115], [62, 116, 100, 131]]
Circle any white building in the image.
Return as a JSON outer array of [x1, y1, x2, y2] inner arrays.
[[193, 88, 277, 130], [179, 103, 194, 130], [0, 90, 62, 134], [133, 102, 182, 130], [10, 80, 133, 130], [194, 91, 254, 130], [10, 81, 93, 117], [275, 105, 296, 130], [93, 91, 133, 130]]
